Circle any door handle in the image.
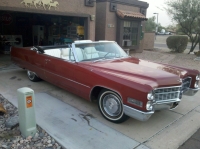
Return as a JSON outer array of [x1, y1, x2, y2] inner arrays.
[[45, 59, 51, 61]]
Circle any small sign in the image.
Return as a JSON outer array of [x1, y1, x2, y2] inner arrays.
[[108, 24, 115, 28], [26, 96, 33, 108], [20, 0, 59, 10], [0, 13, 13, 25]]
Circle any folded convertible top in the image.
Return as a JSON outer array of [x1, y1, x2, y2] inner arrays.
[[34, 45, 71, 53]]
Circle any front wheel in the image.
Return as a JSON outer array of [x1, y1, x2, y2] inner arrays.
[[27, 70, 41, 82], [98, 90, 129, 123]]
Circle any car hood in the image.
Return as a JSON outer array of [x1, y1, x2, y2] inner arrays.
[[86, 57, 188, 88]]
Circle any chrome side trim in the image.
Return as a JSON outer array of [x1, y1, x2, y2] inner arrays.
[[45, 70, 90, 89], [183, 88, 200, 96], [123, 105, 154, 121]]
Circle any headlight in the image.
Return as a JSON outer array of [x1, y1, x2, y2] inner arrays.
[[147, 91, 154, 100], [194, 81, 199, 88], [196, 74, 200, 81], [146, 101, 153, 111]]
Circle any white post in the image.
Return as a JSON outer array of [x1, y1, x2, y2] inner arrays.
[[17, 87, 36, 137]]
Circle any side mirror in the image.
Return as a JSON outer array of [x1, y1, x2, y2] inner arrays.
[[37, 51, 42, 54]]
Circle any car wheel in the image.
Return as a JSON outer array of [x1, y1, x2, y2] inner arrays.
[[27, 70, 41, 82], [98, 89, 129, 123]]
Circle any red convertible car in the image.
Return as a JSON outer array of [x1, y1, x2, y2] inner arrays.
[[11, 40, 200, 123]]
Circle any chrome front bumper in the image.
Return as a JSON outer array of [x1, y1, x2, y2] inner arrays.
[[123, 99, 180, 121], [183, 88, 200, 96], [123, 105, 154, 121]]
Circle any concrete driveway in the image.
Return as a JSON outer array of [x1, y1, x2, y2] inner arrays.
[[1, 68, 200, 149]]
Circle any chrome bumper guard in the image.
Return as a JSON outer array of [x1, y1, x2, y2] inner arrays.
[[152, 99, 180, 110], [183, 88, 200, 96], [123, 105, 154, 121]]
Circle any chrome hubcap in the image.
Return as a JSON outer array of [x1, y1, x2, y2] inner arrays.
[[103, 94, 121, 117], [27, 71, 35, 80]]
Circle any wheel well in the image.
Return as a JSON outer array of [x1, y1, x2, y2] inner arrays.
[[90, 86, 121, 102]]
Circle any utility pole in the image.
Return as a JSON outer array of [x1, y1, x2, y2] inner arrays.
[[153, 13, 159, 40]]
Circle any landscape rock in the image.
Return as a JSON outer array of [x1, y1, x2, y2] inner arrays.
[[0, 116, 5, 125], [2, 144, 8, 149], [5, 115, 19, 129]]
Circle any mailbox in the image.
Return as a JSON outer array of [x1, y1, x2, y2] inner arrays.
[[17, 87, 36, 137]]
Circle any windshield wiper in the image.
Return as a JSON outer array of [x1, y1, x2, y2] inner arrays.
[[93, 58, 106, 63], [114, 55, 126, 59]]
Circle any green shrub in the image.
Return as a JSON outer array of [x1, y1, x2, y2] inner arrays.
[[166, 35, 188, 53]]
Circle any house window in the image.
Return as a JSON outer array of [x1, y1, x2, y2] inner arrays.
[[123, 21, 139, 46]]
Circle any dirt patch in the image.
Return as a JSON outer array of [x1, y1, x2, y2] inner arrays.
[[131, 48, 200, 71]]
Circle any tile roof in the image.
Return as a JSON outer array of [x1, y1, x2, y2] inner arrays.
[[116, 9, 147, 20]]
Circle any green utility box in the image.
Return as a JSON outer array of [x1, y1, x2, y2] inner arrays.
[[17, 87, 36, 137]]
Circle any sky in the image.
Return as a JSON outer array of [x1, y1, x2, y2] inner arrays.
[[142, 0, 174, 27]]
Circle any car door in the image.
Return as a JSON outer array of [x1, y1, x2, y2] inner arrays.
[[44, 50, 78, 94], [21, 49, 46, 79]]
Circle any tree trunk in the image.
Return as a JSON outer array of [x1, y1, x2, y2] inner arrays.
[[189, 36, 199, 53]]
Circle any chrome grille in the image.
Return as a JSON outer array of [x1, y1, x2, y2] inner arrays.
[[181, 77, 191, 92], [154, 86, 181, 101]]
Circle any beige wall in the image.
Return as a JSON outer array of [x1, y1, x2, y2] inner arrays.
[[95, 1, 146, 52], [103, 2, 140, 41], [0, 0, 96, 40], [95, 2, 107, 40], [143, 32, 155, 50]]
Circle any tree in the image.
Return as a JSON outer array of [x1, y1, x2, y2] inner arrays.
[[166, 24, 177, 33], [145, 16, 166, 33], [158, 24, 166, 32], [166, 0, 200, 53], [145, 16, 156, 32]]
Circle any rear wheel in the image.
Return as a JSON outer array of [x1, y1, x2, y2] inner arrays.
[[27, 70, 41, 82], [98, 89, 129, 123]]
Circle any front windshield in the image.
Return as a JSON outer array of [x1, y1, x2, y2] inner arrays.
[[74, 42, 128, 62]]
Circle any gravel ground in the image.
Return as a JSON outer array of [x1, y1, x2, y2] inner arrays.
[[132, 49, 200, 71], [0, 94, 63, 149]]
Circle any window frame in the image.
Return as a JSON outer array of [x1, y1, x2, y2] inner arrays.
[[117, 18, 142, 49]]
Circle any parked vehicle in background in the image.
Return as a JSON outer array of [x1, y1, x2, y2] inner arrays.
[[156, 32, 171, 35], [156, 32, 165, 35], [10, 40, 200, 123], [165, 32, 172, 35]]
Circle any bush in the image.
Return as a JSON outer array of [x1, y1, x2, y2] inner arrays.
[[166, 35, 188, 53]]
